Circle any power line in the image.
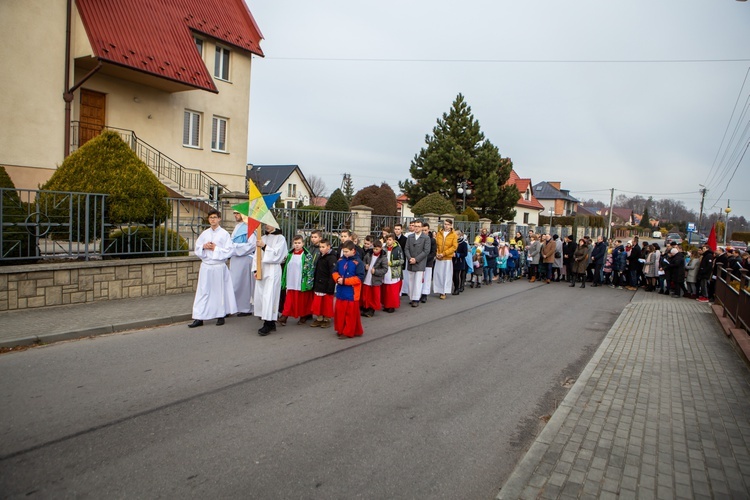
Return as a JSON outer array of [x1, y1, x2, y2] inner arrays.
[[704, 66, 750, 188]]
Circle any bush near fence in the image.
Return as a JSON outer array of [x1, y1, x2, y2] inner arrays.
[[731, 232, 750, 243]]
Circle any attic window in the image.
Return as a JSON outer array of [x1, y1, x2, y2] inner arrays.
[[214, 45, 230, 81], [263, 180, 271, 187], [194, 37, 203, 57]]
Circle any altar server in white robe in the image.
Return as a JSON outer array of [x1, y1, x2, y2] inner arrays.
[[229, 210, 257, 316], [189, 209, 238, 328], [253, 225, 288, 336]]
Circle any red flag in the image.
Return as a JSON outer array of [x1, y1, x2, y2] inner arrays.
[[706, 224, 717, 252]]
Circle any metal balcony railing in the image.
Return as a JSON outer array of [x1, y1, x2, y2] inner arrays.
[[70, 122, 225, 200]]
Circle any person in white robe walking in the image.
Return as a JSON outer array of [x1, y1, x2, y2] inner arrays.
[[253, 225, 288, 336], [189, 209, 238, 328], [229, 211, 257, 316]]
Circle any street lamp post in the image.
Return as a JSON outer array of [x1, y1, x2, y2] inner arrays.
[[724, 202, 732, 246], [457, 180, 471, 211]]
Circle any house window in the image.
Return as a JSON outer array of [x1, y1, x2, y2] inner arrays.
[[525, 189, 531, 201], [183, 110, 201, 148], [287, 183, 296, 197], [214, 46, 230, 81], [194, 37, 203, 57], [523, 212, 529, 224], [211, 116, 228, 152]]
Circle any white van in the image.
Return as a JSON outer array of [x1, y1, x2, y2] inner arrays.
[[651, 230, 662, 239]]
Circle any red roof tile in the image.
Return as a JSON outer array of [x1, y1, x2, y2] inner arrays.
[[506, 169, 544, 210], [76, 0, 264, 93]]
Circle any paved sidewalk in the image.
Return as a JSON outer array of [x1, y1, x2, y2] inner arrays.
[[498, 291, 750, 499], [0, 293, 194, 348]]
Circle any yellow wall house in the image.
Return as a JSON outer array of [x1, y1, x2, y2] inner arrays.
[[0, 0, 264, 199]]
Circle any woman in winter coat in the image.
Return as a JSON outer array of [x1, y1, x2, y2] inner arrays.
[[527, 235, 541, 282], [685, 249, 701, 298], [571, 239, 589, 288], [643, 244, 660, 291]]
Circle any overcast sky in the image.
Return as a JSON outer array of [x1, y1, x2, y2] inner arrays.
[[245, 0, 750, 222]]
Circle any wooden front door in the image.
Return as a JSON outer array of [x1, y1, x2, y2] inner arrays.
[[79, 89, 106, 146]]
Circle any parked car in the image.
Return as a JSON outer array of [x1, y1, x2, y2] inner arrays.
[[664, 233, 683, 246], [728, 241, 748, 252]]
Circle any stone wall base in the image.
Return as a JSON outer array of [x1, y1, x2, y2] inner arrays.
[[0, 257, 201, 311]]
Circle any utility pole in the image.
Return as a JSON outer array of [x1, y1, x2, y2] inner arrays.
[[607, 188, 614, 240], [697, 185, 707, 235]]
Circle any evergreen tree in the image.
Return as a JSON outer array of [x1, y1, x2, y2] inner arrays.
[[399, 93, 516, 222], [42, 131, 170, 224], [640, 206, 652, 228], [351, 183, 397, 216], [325, 188, 350, 212], [342, 175, 354, 203]]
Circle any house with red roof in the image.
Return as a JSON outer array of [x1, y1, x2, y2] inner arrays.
[[505, 169, 544, 226], [1, 0, 264, 199]]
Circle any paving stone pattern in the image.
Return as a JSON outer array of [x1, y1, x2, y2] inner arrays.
[[499, 295, 750, 499]]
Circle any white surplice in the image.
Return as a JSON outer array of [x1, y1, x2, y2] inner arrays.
[[252, 232, 288, 322], [192, 226, 238, 320], [229, 223, 257, 314]]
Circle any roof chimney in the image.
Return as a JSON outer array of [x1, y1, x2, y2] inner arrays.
[[548, 181, 561, 190]]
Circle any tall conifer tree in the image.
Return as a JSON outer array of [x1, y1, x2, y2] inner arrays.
[[400, 94, 517, 222]]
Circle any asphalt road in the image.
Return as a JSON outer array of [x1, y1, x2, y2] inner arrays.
[[0, 280, 631, 499]]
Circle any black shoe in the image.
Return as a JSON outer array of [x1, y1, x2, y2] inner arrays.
[[385, 308, 395, 313], [592, 284, 599, 287], [452, 291, 459, 295], [420, 294, 427, 303], [188, 320, 203, 328], [580, 283, 585, 288], [411, 301, 419, 307], [236, 312, 252, 317], [216, 318, 225, 326], [258, 320, 276, 336], [569, 283, 576, 287]]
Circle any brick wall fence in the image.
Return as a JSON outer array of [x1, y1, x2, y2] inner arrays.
[[0, 257, 201, 312]]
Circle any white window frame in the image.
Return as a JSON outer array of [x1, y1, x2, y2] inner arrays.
[[214, 45, 230, 81], [183, 110, 201, 148], [194, 36, 203, 58], [211, 116, 228, 152]]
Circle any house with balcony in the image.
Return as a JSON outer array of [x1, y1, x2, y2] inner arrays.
[[505, 169, 544, 226], [532, 181, 580, 217], [247, 165, 314, 208], [0, 0, 264, 199]]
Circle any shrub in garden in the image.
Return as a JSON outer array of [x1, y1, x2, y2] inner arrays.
[[411, 192, 456, 216], [107, 226, 188, 258]]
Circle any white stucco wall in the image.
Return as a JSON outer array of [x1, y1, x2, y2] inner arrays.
[[1, 0, 254, 194]]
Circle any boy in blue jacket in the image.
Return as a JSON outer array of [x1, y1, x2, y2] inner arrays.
[[333, 241, 366, 339]]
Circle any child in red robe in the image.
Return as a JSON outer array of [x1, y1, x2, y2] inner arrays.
[[333, 241, 365, 338], [362, 239, 389, 317], [279, 235, 314, 325]]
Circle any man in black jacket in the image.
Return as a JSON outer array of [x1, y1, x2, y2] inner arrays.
[[590, 236, 607, 287], [562, 235, 576, 283], [696, 245, 714, 303], [626, 236, 642, 290]]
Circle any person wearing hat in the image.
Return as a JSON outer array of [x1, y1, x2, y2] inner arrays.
[[666, 246, 686, 298]]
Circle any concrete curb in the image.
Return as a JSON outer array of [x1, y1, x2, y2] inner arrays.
[[0, 313, 193, 349]]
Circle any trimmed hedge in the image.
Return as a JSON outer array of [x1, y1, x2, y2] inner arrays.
[[730, 232, 750, 243]]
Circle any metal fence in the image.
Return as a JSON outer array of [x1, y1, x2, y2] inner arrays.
[[1, 188, 214, 262]]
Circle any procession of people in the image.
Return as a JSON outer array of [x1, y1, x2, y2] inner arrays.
[[189, 212, 750, 338]]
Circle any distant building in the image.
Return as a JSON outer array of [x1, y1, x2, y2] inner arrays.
[[1, 0, 265, 198], [599, 207, 635, 226], [506, 169, 544, 226], [532, 181, 579, 216], [247, 164, 313, 208], [397, 194, 414, 219], [576, 203, 599, 217]]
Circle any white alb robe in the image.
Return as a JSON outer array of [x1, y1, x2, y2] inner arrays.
[[192, 226, 238, 320], [433, 259, 453, 294], [230, 223, 257, 314], [252, 233, 288, 321]]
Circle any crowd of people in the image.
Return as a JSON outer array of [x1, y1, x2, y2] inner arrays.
[[187, 209, 750, 339]]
